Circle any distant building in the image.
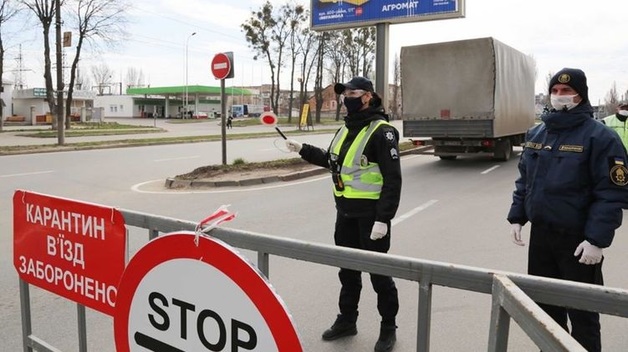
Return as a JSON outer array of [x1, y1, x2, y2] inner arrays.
[[307, 85, 338, 118], [10, 88, 95, 125], [100, 85, 253, 119]]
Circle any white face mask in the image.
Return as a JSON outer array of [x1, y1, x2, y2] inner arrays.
[[618, 110, 628, 117], [550, 94, 578, 111]]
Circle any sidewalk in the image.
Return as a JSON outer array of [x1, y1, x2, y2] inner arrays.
[[0, 117, 404, 148]]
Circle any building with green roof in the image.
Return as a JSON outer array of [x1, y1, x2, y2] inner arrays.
[[97, 85, 255, 119]]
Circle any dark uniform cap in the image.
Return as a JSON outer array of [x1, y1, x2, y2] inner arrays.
[[334, 76, 374, 94], [549, 68, 589, 103]]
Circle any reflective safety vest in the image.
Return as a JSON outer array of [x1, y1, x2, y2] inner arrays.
[[603, 114, 628, 149], [329, 120, 391, 199]]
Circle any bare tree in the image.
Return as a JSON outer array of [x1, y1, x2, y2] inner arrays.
[[342, 27, 375, 78], [242, 0, 301, 115], [73, 63, 89, 89], [283, 1, 305, 122], [64, 0, 129, 128], [0, 0, 20, 131], [313, 31, 328, 123], [325, 31, 346, 121], [90, 62, 112, 95], [125, 67, 142, 89], [296, 26, 317, 125], [242, 1, 277, 113], [543, 71, 554, 106], [19, 0, 58, 127], [604, 82, 620, 115], [390, 53, 400, 120]]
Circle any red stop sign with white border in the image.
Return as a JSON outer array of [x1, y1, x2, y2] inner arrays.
[[260, 112, 278, 126], [114, 232, 302, 352], [211, 53, 231, 80]]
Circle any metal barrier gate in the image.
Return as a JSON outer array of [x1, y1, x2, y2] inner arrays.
[[19, 208, 628, 352]]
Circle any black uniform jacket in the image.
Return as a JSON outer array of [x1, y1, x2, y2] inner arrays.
[[507, 102, 628, 248], [299, 106, 402, 222]]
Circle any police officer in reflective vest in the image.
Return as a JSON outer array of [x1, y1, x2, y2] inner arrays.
[[508, 68, 628, 352], [286, 76, 402, 352], [602, 102, 628, 149]]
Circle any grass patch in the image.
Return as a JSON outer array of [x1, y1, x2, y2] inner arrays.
[[16, 121, 165, 138], [176, 157, 310, 180], [0, 128, 340, 155]]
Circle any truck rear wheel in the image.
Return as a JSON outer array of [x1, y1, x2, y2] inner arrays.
[[493, 139, 512, 162]]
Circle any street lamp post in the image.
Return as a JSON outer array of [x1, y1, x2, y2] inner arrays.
[[184, 32, 197, 118]]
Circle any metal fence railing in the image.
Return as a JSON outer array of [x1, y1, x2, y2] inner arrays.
[[19, 208, 628, 352]]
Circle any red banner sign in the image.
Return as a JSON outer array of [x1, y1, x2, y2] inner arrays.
[[13, 190, 126, 316]]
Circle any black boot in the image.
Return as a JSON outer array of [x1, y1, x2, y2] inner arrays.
[[322, 314, 357, 341], [374, 326, 396, 352]]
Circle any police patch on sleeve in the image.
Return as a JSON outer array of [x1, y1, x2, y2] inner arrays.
[[390, 148, 399, 160], [610, 157, 628, 186], [384, 131, 395, 142]]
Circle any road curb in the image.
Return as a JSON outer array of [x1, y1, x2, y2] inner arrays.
[[165, 167, 328, 189], [163, 147, 428, 189]]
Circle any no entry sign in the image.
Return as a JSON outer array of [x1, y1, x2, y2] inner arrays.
[[114, 232, 302, 352], [211, 52, 233, 80], [13, 190, 126, 316]]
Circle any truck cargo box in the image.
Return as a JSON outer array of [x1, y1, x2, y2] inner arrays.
[[401, 37, 535, 138]]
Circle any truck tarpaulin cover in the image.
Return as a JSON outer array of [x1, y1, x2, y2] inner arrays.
[[400, 37, 535, 137]]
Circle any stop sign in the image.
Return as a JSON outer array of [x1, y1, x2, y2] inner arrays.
[[211, 53, 232, 80], [260, 112, 278, 126]]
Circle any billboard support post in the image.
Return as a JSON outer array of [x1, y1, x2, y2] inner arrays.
[[375, 23, 389, 117]]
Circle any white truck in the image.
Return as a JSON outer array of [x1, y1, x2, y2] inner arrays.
[[231, 104, 268, 118], [400, 37, 536, 161]]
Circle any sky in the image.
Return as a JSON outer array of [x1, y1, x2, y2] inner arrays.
[[5, 0, 628, 104]]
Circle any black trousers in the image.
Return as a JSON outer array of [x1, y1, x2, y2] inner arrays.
[[333, 213, 399, 327], [528, 223, 604, 352]]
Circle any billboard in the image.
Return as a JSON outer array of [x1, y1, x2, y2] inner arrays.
[[311, 0, 464, 30]]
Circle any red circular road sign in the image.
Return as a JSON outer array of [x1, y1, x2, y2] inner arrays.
[[211, 53, 231, 80], [260, 112, 278, 126]]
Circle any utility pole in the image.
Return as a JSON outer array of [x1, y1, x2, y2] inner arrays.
[[55, 0, 65, 144]]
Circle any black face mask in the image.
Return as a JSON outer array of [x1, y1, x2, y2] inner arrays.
[[343, 97, 364, 114]]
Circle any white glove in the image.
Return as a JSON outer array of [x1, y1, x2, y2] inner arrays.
[[370, 221, 388, 240], [511, 223, 525, 246], [574, 240, 603, 265], [286, 139, 302, 153]]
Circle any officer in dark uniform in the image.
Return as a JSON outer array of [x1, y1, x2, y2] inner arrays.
[[508, 68, 628, 352], [286, 76, 401, 352]]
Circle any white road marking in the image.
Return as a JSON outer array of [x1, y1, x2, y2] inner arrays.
[[481, 165, 500, 174], [0, 170, 54, 178], [391, 199, 438, 227], [154, 156, 201, 162]]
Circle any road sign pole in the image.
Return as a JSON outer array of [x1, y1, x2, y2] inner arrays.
[[211, 52, 233, 166], [221, 79, 227, 165]]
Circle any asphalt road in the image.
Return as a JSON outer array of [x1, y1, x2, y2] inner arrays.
[[1, 120, 627, 351]]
